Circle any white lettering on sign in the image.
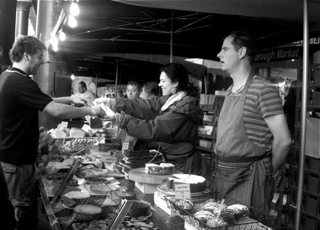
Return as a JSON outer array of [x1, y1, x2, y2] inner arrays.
[[292, 37, 320, 46], [255, 50, 276, 62], [276, 48, 299, 59], [255, 48, 300, 62]]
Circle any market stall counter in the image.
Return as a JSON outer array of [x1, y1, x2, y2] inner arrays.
[[38, 168, 185, 230], [37, 135, 185, 230], [37, 135, 276, 230]]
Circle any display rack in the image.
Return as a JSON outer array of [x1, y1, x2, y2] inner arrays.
[[198, 95, 225, 192], [286, 63, 320, 230]]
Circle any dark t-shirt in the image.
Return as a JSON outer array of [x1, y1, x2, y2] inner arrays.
[[0, 67, 53, 165]]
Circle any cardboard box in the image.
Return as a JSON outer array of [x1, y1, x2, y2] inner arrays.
[[135, 182, 159, 194]]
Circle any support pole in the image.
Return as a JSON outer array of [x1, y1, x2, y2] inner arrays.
[[115, 61, 119, 96], [295, 0, 309, 229], [0, 0, 16, 70], [15, 0, 32, 37], [170, 11, 173, 63]]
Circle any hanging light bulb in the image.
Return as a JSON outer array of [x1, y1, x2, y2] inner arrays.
[[52, 44, 58, 52], [51, 36, 58, 46], [70, 2, 80, 16], [59, 32, 66, 41], [68, 15, 77, 28], [71, 74, 75, 80]]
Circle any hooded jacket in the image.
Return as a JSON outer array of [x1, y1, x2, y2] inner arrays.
[[114, 94, 210, 177]]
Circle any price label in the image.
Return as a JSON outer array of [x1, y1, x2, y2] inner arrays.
[[61, 121, 68, 128], [82, 124, 91, 133], [174, 183, 191, 200], [122, 141, 134, 151], [104, 156, 117, 163]]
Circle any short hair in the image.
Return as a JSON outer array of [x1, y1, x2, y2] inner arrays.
[[9, 35, 46, 63], [78, 81, 87, 89], [127, 81, 142, 91], [227, 31, 257, 66]]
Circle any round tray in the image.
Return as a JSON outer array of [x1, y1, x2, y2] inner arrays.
[[128, 167, 174, 184]]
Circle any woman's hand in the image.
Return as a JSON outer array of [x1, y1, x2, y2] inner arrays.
[[103, 112, 122, 123], [103, 114, 116, 121]]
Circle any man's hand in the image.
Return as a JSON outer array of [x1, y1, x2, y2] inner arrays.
[[94, 98, 108, 105], [273, 171, 282, 189], [91, 106, 108, 118], [94, 98, 116, 107], [72, 97, 93, 107]]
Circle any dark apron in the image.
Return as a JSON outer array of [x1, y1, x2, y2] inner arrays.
[[213, 73, 273, 216]]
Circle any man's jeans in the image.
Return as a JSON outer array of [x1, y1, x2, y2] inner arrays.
[[1, 162, 38, 230]]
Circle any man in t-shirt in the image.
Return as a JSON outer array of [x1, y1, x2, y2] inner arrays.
[[73, 81, 96, 102], [0, 35, 104, 230], [214, 31, 292, 215]]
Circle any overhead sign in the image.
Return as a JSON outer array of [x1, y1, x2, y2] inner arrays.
[[292, 37, 320, 46], [255, 36, 320, 63], [255, 47, 302, 63]]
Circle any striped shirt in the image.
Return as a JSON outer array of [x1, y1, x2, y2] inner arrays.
[[229, 76, 283, 151]]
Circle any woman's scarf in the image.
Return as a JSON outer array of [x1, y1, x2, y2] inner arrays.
[[161, 91, 186, 111]]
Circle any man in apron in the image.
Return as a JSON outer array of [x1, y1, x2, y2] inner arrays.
[[214, 31, 292, 219]]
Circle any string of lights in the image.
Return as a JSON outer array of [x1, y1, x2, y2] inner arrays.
[[50, 0, 80, 52]]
